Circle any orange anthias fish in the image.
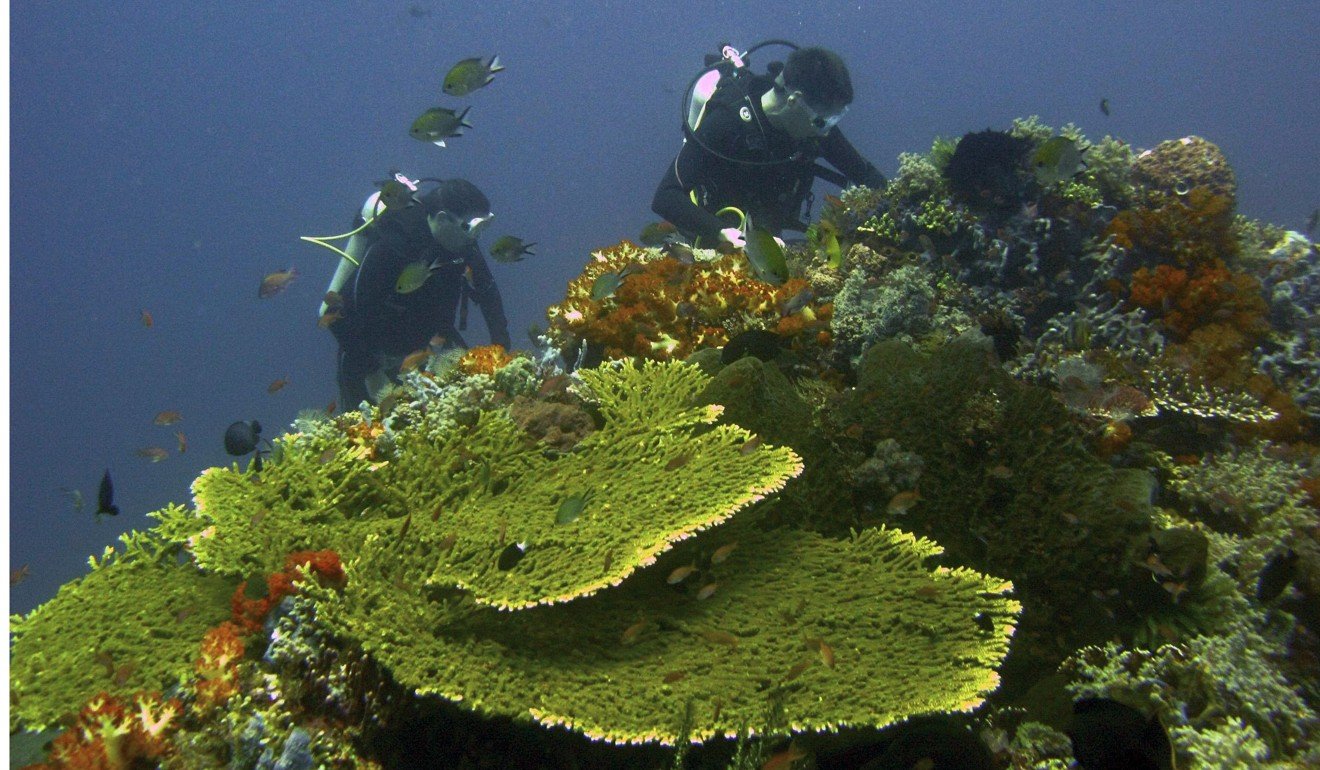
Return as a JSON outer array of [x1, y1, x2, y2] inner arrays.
[[153, 410, 182, 426], [400, 349, 432, 373], [136, 447, 169, 463], [267, 378, 289, 394], [139, 309, 154, 328], [175, 431, 187, 454], [761, 740, 808, 770], [258, 267, 297, 298]]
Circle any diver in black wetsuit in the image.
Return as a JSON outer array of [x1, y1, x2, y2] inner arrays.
[[652, 44, 886, 248], [321, 176, 511, 406]]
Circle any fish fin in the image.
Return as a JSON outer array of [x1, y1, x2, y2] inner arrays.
[[488, 55, 503, 72], [432, 139, 447, 148]]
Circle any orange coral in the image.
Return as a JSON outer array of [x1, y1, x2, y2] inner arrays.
[[29, 692, 181, 769], [458, 344, 514, 376], [230, 549, 347, 634], [1127, 259, 1267, 342], [194, 621, 246, 709], [1106, 187, 1238, 269], [546, 240, 830, 362]]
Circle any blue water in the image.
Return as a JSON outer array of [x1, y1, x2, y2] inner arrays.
[[9, 1, 1319, 615]]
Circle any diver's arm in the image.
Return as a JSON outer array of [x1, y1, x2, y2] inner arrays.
[[463, 246, 512, 349], [820, 127, 887, 189], [652, 105, 745, 245], [652, 157, 726, 245]]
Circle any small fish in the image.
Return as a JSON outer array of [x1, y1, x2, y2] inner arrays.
[[397, 512, 413, 541], [443, 55, 504, 97], [60, 487, 85, 512], [664, 452, 691, 471], [410, 106, 473, 148], [1099, 98, 1110, 116], [258, 267, 297, 298], [602, 550, 614, 573], [175, 431, 187, 454], [96, 469, 120, 517], [661, 240, 695, 265], [1306, 208, 1319, 237], [761, 741, 807, 770], [620, 618, 649, 646], [437, 532, 458, 552], [699, 629, 739, 648], [11, 564, 31, 586], [820, 224, 841, 269], [1256, 549, 1299, 602], [710, 542, 738, 564], [318, 309, 344, 329], [744, 226, 789, 284], [591, 270, 624, 301], [662, 670, 687, 683], [224, 420, 262, 456], [639, 220, 677, 246], [667, 564, 698, 584], [139, 309, 154, 328], [740, 435, 764, 455], [112, 663, 137, 686], [396, 259, 441, 294], [778, 287, 815, 317], [136, 447, 169, 463], [407, 4, 431, 19], [782, 658, 813, 683], [805, 637, 835, 668], [153, 410, 182, 426], [886, 490, 922, 516], [400, 348, 433, 373], [556, 491, 592, 525], [325, 400, 337, 415], [324, 290, 345, 310], [488, 235, 536, 263], [1067, 697, 1173, 770], [497, 541, 527, 570], [721, 328, 781, 364], [1032, 136, 1087, 188], [267, 378, 289, 394], [376, 177, 419, 211], [695, 582, 719, 600]]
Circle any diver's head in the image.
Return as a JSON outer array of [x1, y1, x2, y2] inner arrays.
[[761, 47, 853, 139], [425, 178, 493, 251]]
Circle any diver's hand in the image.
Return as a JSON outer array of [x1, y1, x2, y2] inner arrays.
[[719, 227, 747, 249]]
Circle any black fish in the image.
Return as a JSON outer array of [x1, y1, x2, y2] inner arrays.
[[1068, 698, 1173, 770], [224, 420, 262, 456], [96, 469, 119, 517], [498, 542, 526, 570], [1099, 98, 1110, 116], [721, 329, 781, 365], [1256, 548, 1299, 602]]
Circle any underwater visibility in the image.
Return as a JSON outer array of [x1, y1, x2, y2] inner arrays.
[[9, 11, 1320, 770]]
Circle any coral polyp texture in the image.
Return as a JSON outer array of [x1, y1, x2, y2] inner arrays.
[[317, 524, 1019, 744], [545, 240, 830, 363]]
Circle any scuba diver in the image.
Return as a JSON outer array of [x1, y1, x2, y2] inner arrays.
[[313, 174, 511, 406], [653, 42, 887, 248]]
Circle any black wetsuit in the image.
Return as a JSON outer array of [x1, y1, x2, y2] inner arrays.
[[331, 190, 511, 405], [652, 72, 886, 245]]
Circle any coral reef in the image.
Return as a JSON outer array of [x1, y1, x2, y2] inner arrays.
[[13, 118, 1320, 766]]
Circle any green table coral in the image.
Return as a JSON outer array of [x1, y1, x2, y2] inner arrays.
[[10, 551, 235, 730]]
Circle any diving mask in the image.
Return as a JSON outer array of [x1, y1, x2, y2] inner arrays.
[[771, 76, 848, 137]]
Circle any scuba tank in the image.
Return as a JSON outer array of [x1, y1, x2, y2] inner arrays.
[[681, 39, 798, 166], [680, 40, 850, 190]]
